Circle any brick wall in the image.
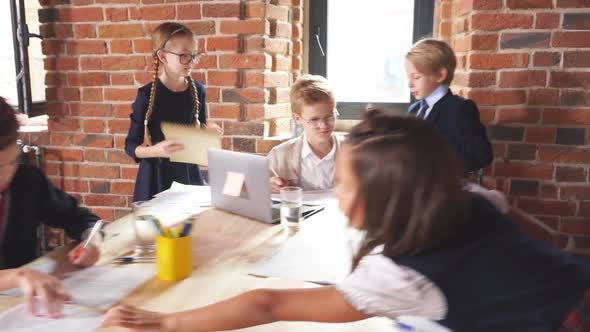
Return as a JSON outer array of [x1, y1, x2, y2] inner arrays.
[[36, 0, 302, 221], [32, 0, 590, 251], [439, 0, 590, 250]]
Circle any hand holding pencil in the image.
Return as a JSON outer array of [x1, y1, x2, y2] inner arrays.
[[270, 167, 289, 194], [68, 220, 103, 267]]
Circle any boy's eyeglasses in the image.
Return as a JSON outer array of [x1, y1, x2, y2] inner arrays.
[[299, 111, 339, 128], [162, 50, 201, 65]]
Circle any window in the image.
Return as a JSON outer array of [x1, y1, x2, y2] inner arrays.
[[308, 0, 435, 119], [1, 0, 45, 115]]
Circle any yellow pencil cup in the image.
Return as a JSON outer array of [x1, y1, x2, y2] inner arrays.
[[156, 235, 192, 281]]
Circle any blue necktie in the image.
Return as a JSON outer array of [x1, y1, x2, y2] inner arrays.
[[416, 99, 429, 119]]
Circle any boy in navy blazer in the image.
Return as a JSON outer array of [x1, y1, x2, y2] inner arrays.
[[404, 39, 493, 173]]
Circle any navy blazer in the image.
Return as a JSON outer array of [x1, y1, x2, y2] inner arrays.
[[1, 164, 97, 269], [408, 91, 493, 172]]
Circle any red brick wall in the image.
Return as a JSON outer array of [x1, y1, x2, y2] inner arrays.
[[439, 0, 590, 250], [32, 0, 590, 251], [36, 0, 302, 221]]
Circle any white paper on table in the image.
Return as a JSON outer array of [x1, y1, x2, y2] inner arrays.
[[300, 190, 337, 205], [250, 211, 358, 284], [61, 265, 154, 310], [148, 183, 212, 225], [271, 190, 337, 206], [0, 302, 103, 332], [153, 182, 211, 202], [1, 265, 153, 310]]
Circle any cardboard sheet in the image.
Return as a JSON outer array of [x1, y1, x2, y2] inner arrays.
[[161, 122, 221, 166]]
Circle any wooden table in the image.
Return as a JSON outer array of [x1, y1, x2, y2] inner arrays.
[[0, 206, 397, 332]]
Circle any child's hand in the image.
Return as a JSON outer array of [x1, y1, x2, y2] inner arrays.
[[68, 243, 100, 267], [102, 305, 170, 331], [15, 268, 71, 318], [270, 176, 289, 193], [153, 140, 185, 157]]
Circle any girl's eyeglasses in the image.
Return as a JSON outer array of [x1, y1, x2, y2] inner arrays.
[[162, 50, 201, 65]]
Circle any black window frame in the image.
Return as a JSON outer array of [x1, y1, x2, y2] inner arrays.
[[308, 0, 435, 119], [9, 0, 44, 116]]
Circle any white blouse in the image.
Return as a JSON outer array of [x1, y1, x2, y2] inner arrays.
[[335, 251, 448, 320]]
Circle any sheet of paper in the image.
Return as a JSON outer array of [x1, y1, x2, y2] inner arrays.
[[170, 181, 210, 195], [148, 183, 212, 225], [1, 265, 153, 310], [272, 190, 337, 206], [26, 114, 49, 126], [154, 181, 211, 199], [61, 265, 154, 310], [151, 182, 211, 204], [161, 122, 221, 166], [301, 190, 337, 205], [222, 171, 246, 197], [250, 209, 357, 284], [0, 303, 102, 332]]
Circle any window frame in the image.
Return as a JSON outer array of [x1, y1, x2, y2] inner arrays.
[[307, 0, 435, 119], [9, 0, 44, 116]]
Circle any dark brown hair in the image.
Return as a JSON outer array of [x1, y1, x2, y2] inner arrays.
[[144, 22, 201, 146], [0, 97, 19, 150], [346, 109, 468, 267], [406, 38, 457, 85]]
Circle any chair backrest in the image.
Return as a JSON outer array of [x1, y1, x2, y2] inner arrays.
[[17, 140, 50, 256]]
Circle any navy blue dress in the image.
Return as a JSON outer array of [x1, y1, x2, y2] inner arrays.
[[394, 194, 590, 331], [125, 79, 206, 202]]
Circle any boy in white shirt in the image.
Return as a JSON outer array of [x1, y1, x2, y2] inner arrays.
[[268, 75, 341, 193]]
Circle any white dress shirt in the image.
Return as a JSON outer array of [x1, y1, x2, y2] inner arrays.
[[421, 85, 449, 120], [299, 136, 337, 191]]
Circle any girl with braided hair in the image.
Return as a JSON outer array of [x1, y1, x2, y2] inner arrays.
[[125, 22, 210, 202]]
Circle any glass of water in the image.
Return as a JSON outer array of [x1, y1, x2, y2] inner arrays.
[[280, 186, 303, 235], [131, 201, 157, 257]]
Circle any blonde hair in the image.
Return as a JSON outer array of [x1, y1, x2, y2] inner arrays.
[[143, 22, 201, 146], [289, 74, 335, 115], [406, 39, 456, 85]]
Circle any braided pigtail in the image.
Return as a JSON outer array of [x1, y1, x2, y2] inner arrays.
[[143, 53, 160, 146], [187, 75, 202, 129]]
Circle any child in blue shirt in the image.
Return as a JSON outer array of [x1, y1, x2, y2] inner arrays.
[[405, 39, 493, 173]]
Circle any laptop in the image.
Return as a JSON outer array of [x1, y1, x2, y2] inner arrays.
[[207, 148, 317, 223]]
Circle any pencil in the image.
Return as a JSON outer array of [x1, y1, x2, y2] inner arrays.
[[74, 220, 104, 260], [116, 257, 156, 263], [270, 167, 279, 178]]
